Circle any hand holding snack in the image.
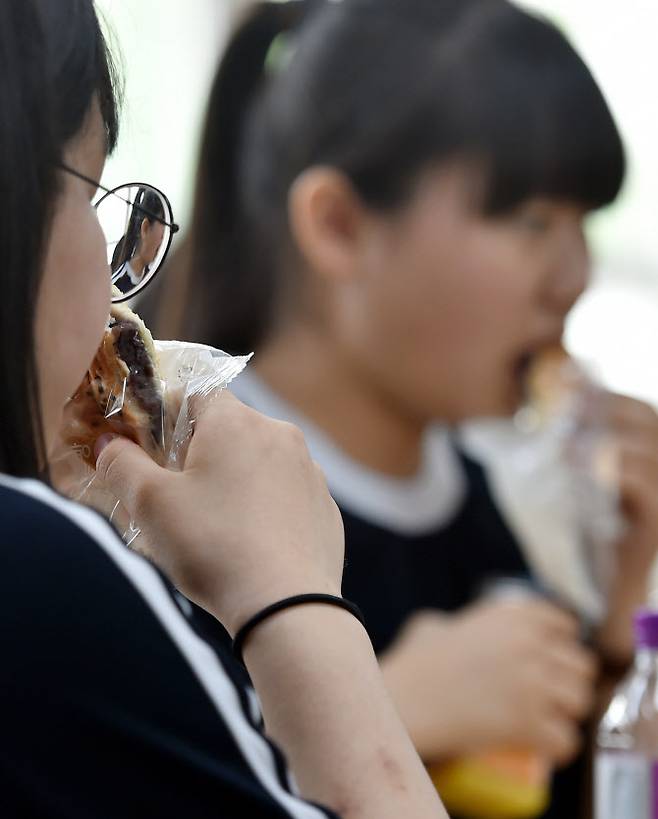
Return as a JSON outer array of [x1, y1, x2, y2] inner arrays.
[[381, 599, 597, 764], [525, 344, 658, 661], [61, 299, 170, 467], [95, 394, 345, 634], [595, 393, 658, 660], [55, 299, 343, 632], [55, 299, 251, 541]]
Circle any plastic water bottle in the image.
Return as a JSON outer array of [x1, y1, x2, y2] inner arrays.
[[596, 609, 658, 818]]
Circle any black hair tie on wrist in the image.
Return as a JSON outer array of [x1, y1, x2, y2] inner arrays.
[[233, 593, 367, 666]]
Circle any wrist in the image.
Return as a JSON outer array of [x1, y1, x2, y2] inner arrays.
[[613, 532, 657, 581], [206, 576, 342, 637], [595, 579, 649, 662], [380, 640, 462, 761], [234, 594, 366, 665], [606, 571, 650, 620], [241, 600, 371, 669]]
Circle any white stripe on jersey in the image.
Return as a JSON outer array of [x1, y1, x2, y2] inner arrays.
[[0, 474, 330, 819]]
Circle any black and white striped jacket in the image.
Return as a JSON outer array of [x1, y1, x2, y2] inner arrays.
[[0, 475, 338, 819]]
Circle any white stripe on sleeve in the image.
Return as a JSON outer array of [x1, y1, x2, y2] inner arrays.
[[0, 475, 330, 819]]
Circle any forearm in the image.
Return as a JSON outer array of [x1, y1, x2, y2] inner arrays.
[[243, 605, 447, 819], [596, 567, 652, 662], [379, 648, 460, 763]]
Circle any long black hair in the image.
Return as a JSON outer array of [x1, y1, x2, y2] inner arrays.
[[0, 0, 120, 477], [111, 188, 165, 272], [167, 0, 625, 354]]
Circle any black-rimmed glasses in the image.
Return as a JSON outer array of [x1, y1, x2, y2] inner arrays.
[[61, 164, 180, 303]]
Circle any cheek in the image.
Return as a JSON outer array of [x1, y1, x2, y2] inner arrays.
[[344, 221, 540, 418], [367, 225, 526, 357], [147, 227, 164, 258], [422, 226, 538, 346], [36, 200, 110, 447]]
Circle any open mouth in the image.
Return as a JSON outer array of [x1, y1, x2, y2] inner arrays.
[[514, 352, 535, 399], [516, 343, 577, 429], [506, 351, 540, 413]]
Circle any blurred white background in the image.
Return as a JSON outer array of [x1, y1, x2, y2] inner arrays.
[[97, 0, 658, 404], [96, 0, 230, 217], [518, 0, 658, 406]]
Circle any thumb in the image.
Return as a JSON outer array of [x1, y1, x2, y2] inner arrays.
[[94, 435, 164, 518]]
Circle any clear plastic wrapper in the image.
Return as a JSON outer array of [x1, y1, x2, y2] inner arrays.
[[52, 339, 251, 548], [462, 353, 625, 624], [521, 355, 623, 598]]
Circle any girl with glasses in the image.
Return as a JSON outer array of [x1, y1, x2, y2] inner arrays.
[[0, 2, 446, 817]]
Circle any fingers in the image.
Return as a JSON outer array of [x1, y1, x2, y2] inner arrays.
[[593, 395, 658, 573], [184, 391, 252, 459], [185, 385, 241, 425], [607, 394, 658, 480], [547, 639, 598, 684], [529, 600, 582, 638], [616, 438, 658, 511], [529, 713, 582, 765], [519, 650, 592, 763], [549, 678, 594, 723], [544, 654, 596, 720], [489, 598, 581, 641], [489, 602, 595, 746], [95, 435, 165, 520], [607, 393, 658, 438], [588, 393, 658, 486], [186, 392, 310, 470]]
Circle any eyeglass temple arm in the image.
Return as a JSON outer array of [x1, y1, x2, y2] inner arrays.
[[58, 163, 180, 232]]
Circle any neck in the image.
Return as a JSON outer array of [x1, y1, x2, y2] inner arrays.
[[130, 254, 145, 275], [255, 322, 426, 477]]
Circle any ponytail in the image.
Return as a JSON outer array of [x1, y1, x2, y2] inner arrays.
[[157, 1, 313, 353], [151, 0, 624, 355]]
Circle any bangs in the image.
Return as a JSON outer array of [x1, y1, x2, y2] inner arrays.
[[456, 10, 626, 214], [316, 2, 626, 218]]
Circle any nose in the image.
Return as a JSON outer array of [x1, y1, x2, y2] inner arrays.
[[543, 221, 590, 316]]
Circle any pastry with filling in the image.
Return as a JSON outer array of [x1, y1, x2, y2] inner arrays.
[[525, 343, 572, 418], [517, 342, 589, 431], [62, 300, 167, 467]]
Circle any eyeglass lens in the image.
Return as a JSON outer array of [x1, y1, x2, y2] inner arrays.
[[95, 184, 173, 301]]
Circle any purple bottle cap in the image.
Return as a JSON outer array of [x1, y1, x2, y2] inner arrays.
[[634, 609, 658, 649]]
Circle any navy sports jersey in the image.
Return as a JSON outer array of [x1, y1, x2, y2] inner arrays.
[[231, 370, 586, 819], [338, 457, 586, 819], [0, 475, 337, 819]]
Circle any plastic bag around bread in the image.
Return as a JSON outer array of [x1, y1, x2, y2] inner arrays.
[[52, 320, 251, 549]]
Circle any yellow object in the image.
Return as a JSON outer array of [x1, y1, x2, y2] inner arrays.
[[429, 749, 550, 819]]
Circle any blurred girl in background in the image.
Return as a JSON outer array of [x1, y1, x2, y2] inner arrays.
[[150, 0, 658, 816]]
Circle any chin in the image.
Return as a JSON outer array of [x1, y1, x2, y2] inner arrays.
[[492, 396, 523, 419], [453, 392, 520, 422]]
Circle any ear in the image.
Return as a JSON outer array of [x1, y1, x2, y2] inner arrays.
[[288, 167, 370, 283], [140, 218, 149, 240]]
